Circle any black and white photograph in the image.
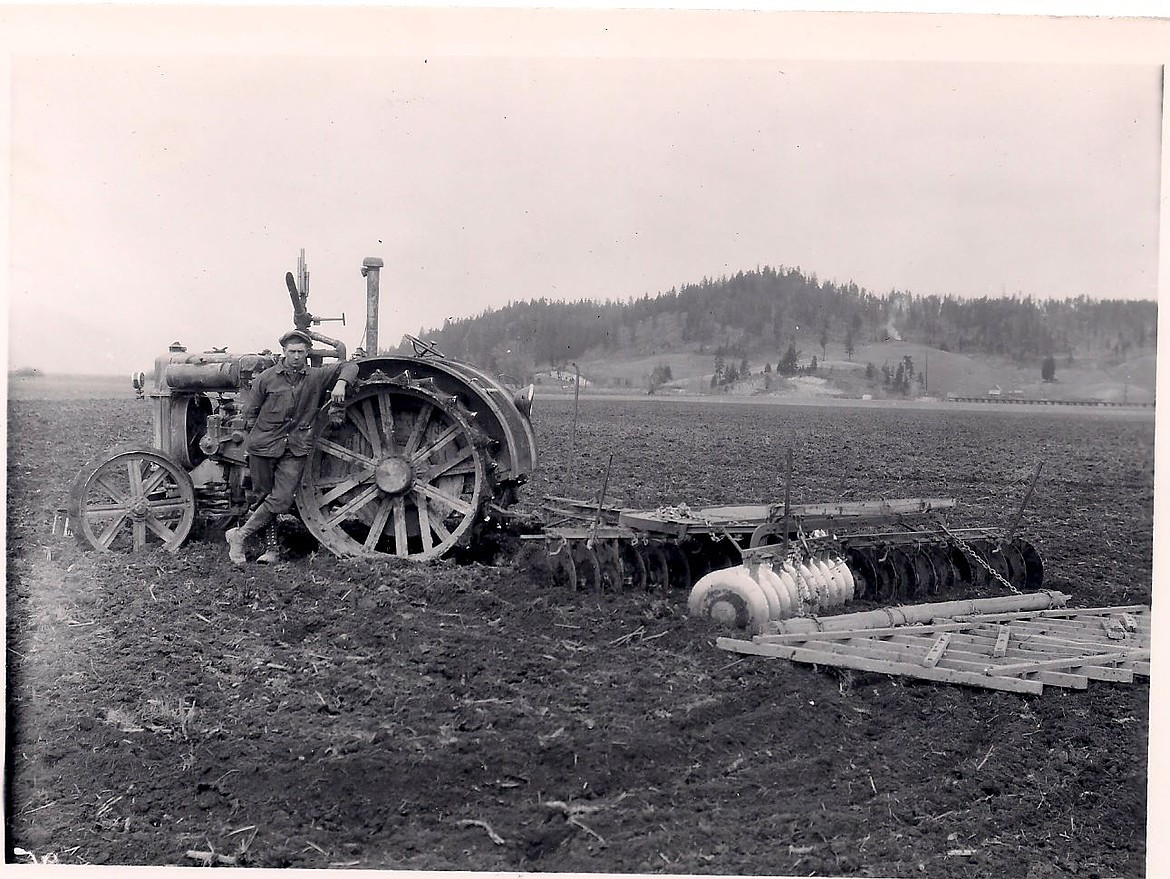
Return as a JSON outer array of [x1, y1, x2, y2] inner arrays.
[[4, 4, 1165, 878]]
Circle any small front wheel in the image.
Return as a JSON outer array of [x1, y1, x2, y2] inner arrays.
[[68, 446, 196, 553]]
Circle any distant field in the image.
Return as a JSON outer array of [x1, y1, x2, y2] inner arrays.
[[537, 389, 1156, 421], [8, 374, 134, 401]]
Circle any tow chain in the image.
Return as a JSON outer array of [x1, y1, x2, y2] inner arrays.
[[939, 522, 1019, 595]]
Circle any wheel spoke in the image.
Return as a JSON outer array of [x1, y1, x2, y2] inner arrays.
[[132, 520, 148, 551], [427, 447, 474, 480], [427, 504, 453, 543], [126, 458, 145, 499], [93, 475, 129, 504], [144, 513, 179, 542], [364, 399, 385, 457], [393, 497, 409, 557], [323, 483, 382, 527], [96, 513, 130, 549], [416, 494, 434, 552], [377, 394, 398, 453], [404, 403, 434, 456], [416, 482, 472, 517], [411, 423, 462, 465], [318, 438, 376, 469], [141, 467, 171, 497], [319, 466, 377, 506], [83, 502, 132, 517], [363, 498, 394, 552], [347, 403, 379, 456]]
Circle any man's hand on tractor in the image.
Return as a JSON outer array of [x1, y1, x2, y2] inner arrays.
[[331, 380, 348, 405]]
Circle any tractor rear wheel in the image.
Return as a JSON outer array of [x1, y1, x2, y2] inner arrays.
[[297, 384, 489, 559]]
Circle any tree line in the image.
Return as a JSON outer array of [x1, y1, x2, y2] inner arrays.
[[399, 266, 1157, 379]]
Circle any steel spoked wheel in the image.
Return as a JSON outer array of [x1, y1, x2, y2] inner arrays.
[[298, 385, 488, 559], [68, 446, 196, 553]]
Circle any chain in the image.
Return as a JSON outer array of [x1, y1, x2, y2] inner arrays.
[[941, 524, 1019, 595]]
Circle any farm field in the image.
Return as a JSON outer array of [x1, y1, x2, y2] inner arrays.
[[6, 392, 1156, 877]]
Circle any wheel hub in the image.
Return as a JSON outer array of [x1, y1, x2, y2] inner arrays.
[[129, 498, 150, 518], [374, 456, 414, 495]]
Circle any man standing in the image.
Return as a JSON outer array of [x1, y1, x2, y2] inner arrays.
[[227, 329, 359, 566]]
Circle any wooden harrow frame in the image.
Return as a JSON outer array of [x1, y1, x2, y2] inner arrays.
[[716, 595, 1150, 695]]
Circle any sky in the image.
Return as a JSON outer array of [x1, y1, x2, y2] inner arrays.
[[2, 7, 1166, 375]]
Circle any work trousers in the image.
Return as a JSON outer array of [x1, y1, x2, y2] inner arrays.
[[248, 452, 309, 515]]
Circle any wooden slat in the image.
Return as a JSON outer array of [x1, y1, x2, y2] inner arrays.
[[842, 634, 1089, 690], [541, 525, 636, 540], [875, 634, 1089, 689], [615, 512, 689, 538], [974, 616, 1149, 641], [1002, 616, 1148, 638], [928, 629, 1124, 659], [757, 620, 982, 643], [716, 637, 1043, 695], [923, 634, 951, 667], [785, 498, 957, 517], [973, 621, 1149, 651], [993, 625, 1010, 658], [946, 606, 1150, 625], [771, 628, 1111, 689], [986, 651, 1146, 678]]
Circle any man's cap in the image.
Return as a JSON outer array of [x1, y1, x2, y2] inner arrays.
[[279, 329, 314, 348]]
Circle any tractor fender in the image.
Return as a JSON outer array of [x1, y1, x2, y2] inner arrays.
[[353, 355, 537, 485]]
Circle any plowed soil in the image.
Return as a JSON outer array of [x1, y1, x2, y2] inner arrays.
[[6, 390, 1154, 877]]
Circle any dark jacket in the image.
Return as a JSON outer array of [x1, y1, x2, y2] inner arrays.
[[241, 358, 359, 457]]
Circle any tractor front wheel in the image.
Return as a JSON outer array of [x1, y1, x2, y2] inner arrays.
[[68, 446, 196, 553]]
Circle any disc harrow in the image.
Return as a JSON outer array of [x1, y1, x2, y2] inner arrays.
[[520, 496, 1045, 627]]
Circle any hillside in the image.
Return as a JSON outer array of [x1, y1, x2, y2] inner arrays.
[[549, 339, 1156, 405], [393, 266, 1157, 404]]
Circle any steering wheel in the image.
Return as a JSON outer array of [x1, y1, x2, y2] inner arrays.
[[404, 334, 445, 358]]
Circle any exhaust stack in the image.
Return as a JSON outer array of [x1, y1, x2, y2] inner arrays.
[[361, 257, 384, 355]]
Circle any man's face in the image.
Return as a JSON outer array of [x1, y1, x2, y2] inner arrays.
[[283, 341, 309, 370]]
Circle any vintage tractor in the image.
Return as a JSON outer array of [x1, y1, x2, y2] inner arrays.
[[68, 253, 538, 560]]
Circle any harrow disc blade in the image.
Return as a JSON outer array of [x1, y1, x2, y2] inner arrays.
[[958, 539, 991, 589], [889, 547, 919, 600], [660, 542, 693, 590], [681, 538, 717, 585], [844, 547, 879, 600], [640, 542, 671, 592], [516, 541, 576, 590], [546, 544, 577, 591], [1000, 540, 1028, 591], [570, 542, 602, 593], [867, 547, 902, 602], [926, 544, 957, 595], [976, 539, 1012, 588], [711, 537, 744, 570], [617, 540, 648, 591], [865, 547, 896, 602], [1011, 537, 1045, 590], [909, 547, 938, 598], [947, 543, 974, 586], [594, 540, 624, 592]]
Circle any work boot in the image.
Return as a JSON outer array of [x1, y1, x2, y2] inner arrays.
[[256, 524, 280, 565], [226, 506, 275, 567]]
